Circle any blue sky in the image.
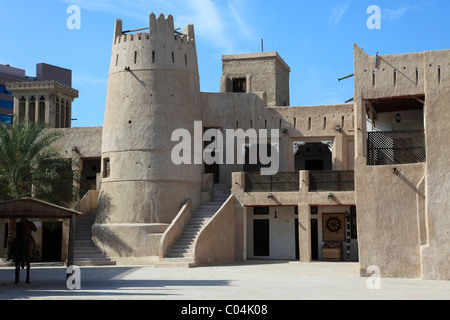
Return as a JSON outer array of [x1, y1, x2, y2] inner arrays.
[[1, 0, 449, 127]]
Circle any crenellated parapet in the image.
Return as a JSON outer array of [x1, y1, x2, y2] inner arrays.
[[110, 13, 198, 74]]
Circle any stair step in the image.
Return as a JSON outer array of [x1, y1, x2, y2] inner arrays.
[[154, 258, 196, 268], [73, 253, 111, 260], [73, 207, 116, 266], [75, 261, 117, 266], [74, 251, 102, 256], [181, 228, 201, 233], [74, 247, 103, 253], [75, 257, 110, 262], [75, 239, 94, 244], [169, 249, 194, 255], [175, 240, 195, 246], [175, 244, 195, 249], [74, 258, 116, 266], [74, 247, 99, 252], [189, 220, 211, 224], [193, 215, 217, 219], [195, 211, 218, 215], [74, 236, 92, 239], [172, 244, 194, 249], [166, 252, 194, 258], [162, 184, 230, 263], [75, 231, 92, 236], [74, 245, 101, 251]]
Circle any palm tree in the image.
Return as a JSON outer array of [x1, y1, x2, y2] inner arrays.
[[0, 120, 78, 206], [0, 120, 78, 260]]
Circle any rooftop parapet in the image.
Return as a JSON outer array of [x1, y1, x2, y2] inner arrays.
[[110, 13, 198, 74], [113, 13, 195, 46]]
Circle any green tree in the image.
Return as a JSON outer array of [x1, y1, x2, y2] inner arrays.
[[0, 120, 79, 261], [0, 120, 78, 207]]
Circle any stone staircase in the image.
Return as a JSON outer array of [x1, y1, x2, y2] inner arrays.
[[73, 209, 116, 266], [156, 184, 231, 268]]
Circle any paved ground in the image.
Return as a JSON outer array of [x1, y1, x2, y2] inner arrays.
[[0, 261, 449, 301]]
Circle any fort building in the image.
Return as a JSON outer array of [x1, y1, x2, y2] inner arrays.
[[0, 13, 448, 280]]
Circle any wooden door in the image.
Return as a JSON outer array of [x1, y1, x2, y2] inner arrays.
[[253, 220, 269, 256]]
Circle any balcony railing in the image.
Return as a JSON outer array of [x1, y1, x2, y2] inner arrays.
[[309, 170, 355, 192], [245, 172, 299, 192], [367, 130, 425, 166]]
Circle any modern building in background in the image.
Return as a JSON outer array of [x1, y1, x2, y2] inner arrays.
[[0, 64, 28, 124], [0, 63, 77, 126]]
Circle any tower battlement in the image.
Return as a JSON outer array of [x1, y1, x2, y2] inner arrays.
[[110, 14, 197, 73]]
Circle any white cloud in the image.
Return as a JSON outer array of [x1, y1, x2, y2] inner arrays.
[[329, 2, 351, 26], [298, 66, 348, 106], [227, 0, 257, 45], [73, 75, 108, 88], [179, 0, 234, 52], [383, 3, 419, 21], [60, 0, 117, 13], [58, 0, 256, 53]]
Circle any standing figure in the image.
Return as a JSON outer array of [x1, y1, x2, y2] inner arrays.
[[9, 217, 37, 284]]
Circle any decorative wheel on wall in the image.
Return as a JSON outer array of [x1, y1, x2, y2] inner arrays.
[[326, 216, 342, 233]]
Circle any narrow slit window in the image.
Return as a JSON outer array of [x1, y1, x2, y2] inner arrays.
[[308, 118, 312, 131], [134, 51, 137, 64], [342, 116, 345, 129], [103, 158, 111, 178], [323, 117, 327, 130], [438, 66, 441, 84], [185, 54, 187, 66], [172, 52, 175, 63], [116, 54, 119, 66], [152, 51, 155, 63], [416, 68, 419, 85], [372, 71, 376, 87], [394, 70, 397, 86]]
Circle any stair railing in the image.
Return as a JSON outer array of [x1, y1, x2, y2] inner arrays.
[[194, 195, 235, 265], [74, 189, 99, 214], [159, 199, 192, 260]]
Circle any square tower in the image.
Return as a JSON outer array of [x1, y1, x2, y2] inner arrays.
[[221, 52, 290, 106]]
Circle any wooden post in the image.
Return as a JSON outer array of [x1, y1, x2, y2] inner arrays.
[[67, 214, 76, 267]]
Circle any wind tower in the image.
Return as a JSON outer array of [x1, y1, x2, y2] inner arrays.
[[94, 14, 203, 259]]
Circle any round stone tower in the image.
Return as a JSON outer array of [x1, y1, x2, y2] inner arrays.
[[94, 14, 203, 258]]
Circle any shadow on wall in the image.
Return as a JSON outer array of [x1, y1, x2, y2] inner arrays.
[[395, 170, 425, 199], [93, 192, 134, 256], [96, 191, 113, 224]]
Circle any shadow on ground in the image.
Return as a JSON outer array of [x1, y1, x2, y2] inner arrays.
[[0, 265, 230, 299]]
